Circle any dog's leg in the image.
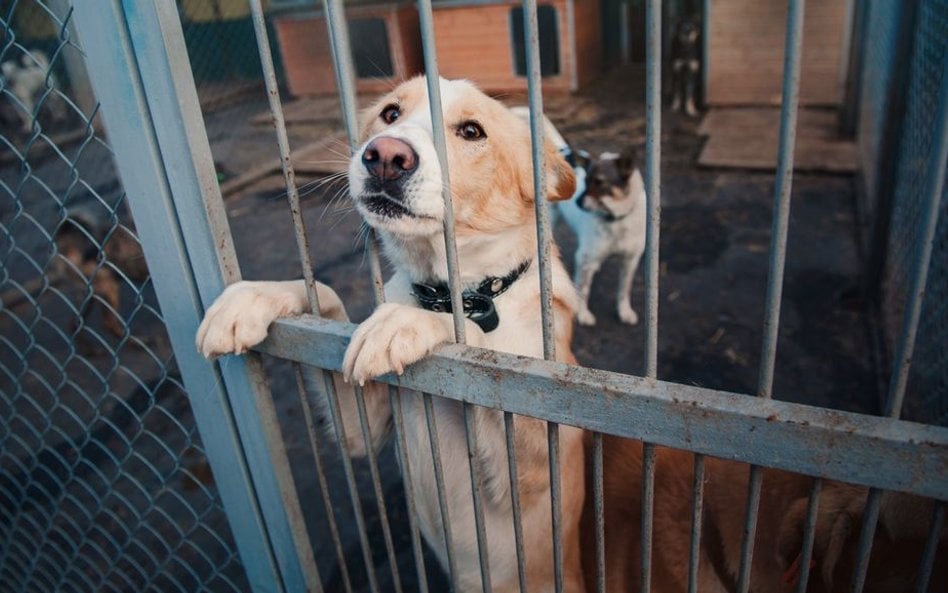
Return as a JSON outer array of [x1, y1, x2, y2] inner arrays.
[[685, 60, 700, 117], [196, 279, 346, 358], [93, 267, 125, 337], [573, 253, 601, 326], [343, 303, 487, 385], [670, 60, 684, 112], [617, 251, 642, 325]]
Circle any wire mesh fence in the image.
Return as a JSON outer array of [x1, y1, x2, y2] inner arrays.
[[0, 2, 250, 591]]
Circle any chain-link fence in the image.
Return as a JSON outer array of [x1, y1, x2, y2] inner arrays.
[[855, 0, 948, 426], [0, 2, 250, 591]]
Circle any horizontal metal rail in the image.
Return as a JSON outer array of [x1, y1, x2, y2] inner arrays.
[[257, 316, 948, 501]]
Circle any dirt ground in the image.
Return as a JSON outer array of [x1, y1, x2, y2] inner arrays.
[[197, 66, 879, 591]]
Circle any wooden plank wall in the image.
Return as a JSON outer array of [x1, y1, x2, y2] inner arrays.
[[707, 0, 847, 106]]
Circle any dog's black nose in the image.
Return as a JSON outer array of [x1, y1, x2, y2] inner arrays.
[[362, 137, 418, 181]]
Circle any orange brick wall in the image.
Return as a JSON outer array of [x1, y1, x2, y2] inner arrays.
[[432, 0, 575, 93], [274, 6, 423, 97]]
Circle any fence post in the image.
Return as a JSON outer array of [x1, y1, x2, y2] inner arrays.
[[72, 2, 318, 592]]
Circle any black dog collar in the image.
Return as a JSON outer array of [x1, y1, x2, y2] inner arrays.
[[411, 260, 532, 333]]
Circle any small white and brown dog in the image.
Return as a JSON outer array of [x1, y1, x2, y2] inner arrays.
[[556, 149, 646, 327], [197, 77, 586, 592], [1, 50, 66, 133], [509, 108, 646, 327]]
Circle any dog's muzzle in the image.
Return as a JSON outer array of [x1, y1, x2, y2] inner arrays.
[[359, 136, 419, 217]]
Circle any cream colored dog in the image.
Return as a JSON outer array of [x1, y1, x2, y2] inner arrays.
[[197, 77, 586, 592]]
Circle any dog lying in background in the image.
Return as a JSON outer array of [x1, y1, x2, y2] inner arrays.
[[54, 210, 147, 338], [1, 50, 67, 134], [670, 19, 701, 117], [197, 77, 587, 593], [586, 437, 947, 593]]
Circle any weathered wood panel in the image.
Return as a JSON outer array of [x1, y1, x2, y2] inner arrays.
[[707, 0, 847, 106]]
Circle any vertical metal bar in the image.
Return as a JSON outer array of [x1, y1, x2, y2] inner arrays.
[[353, 384, 404, 593], [643, 0, 661, 379], [794, 479, 822, 593], [850, 488, 882, 593], [415, 2, 497, 589], [521, 1, 565, 590], [463, 407, 493, 593], [247, 4, 402, 591], [504, 412, 529, 593], [593, 432, 605, 593], [686, 454, 705, 593], [391, 392, 431, 593], [739, 3, 806, 591], [640, 1, 662, 590], [522, 0, 556, 360], [423, 393, 459, 591], [322, 374, 382, 593], [640, 442, 656, 593], [566, 0, 579, 91], [319, 0, 359, 149], [851, 56, 948, 593], [416, 0, 467, 343], [702, 0, 711, 104], [293, 365, 353, 593], [757, 0, 806, 399], [914, 502, 945, 593], [73, 3, 311, 591]]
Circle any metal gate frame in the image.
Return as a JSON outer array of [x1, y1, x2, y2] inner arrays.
[[74, 1, 948, 593]]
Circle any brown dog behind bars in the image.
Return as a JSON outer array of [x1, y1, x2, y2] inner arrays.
[[584, 437, 947, 593]]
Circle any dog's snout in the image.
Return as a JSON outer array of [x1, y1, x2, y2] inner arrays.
[[362, 137, 418, 181]]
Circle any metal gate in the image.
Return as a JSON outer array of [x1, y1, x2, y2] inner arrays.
[[3, 0, 947, 592]]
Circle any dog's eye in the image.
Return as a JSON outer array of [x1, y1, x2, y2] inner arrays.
[[380, 104, 400, 124], [457, 121, 486, 140]]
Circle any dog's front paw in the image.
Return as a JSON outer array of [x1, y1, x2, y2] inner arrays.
[[576, 307, 597, 326], [343, 304, 453, 385], [196, 280, 306, 359], [618, 303, 639, 325]]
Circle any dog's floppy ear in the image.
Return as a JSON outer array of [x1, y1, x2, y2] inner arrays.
[[616, 146, 638, 180], [544, 140, 576, 201]]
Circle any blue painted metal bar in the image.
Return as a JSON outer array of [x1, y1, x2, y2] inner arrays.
[[915, 502, 945, 593], [423, 392, 459, 590], [686, 454, 705, 593], [391, 391, 431, 593], [640, 442, 656, 593], [292, 365, 353, 593], [643, 0, 661, 379], [258, 317, 948, 500], [850, 56, 948, 593], [321, 374, 382, 593], [415, 0, 495, 585], [593, 432, 605, 593], [794, 479, 822, 593], [246, 2, 402, 589], [641, 1, 662, 590], [739, 2, 807, 590], [850, 488, 882, 593], [417, 0, 467, 343], [463, 405, 493, 593], [503, 412, 529, 593], [521, 0, 564, 588], [72, 2, 311, 591], [319, 0, 359, 149]]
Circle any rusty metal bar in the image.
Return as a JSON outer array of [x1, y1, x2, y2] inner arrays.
[[593, 432, 605, 593], [686, 454, 705, 593], [794, 479, 823, 593]]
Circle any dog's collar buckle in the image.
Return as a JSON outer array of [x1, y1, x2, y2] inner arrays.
[[412, 260, 531, 333]]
